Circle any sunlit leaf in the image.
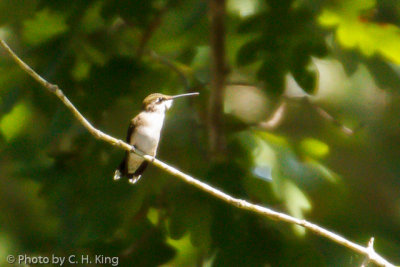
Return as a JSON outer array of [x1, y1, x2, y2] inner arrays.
[[166, 234, 198, 266], [0, 101, 32, 141], [282, 180, 311, 236], [147, 208, 159, 226], [300, 138, 329, 158], [319, 0, 400, 64], [318, 10, 341, 26]]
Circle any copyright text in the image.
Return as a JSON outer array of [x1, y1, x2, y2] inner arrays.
[[6, 254, 119, 266]]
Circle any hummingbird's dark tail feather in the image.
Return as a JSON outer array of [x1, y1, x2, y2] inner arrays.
[[113, 157, 149, 184], [113, 157, 127, 181]]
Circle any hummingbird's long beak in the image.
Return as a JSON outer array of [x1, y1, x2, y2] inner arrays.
[[170, 92, 199, 99]]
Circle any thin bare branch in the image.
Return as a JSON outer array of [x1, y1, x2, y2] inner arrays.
[[0, 39, 396, 267], [260, 95, 359, 135], [298, 96, 359, 135], [311, 102, 356, 135], [259, 101, 288, 130]]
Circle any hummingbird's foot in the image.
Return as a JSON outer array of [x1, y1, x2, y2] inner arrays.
[[128, 175, 142, 184], [113, 169, 122, 180]]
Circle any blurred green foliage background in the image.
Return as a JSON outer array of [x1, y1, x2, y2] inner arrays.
[[1, 0, 400, 266]]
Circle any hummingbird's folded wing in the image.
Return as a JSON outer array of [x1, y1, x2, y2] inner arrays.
[[126, 118, 137, 143]]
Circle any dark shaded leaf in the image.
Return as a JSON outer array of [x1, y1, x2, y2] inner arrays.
[[236, 38, 263, 66], [365, 57, 400, 92]]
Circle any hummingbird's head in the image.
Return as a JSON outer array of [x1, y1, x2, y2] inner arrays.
[[142, 92, 199, 113], [142, 93, 173, 113]]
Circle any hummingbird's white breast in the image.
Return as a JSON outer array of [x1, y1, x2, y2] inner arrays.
[[126, 107, 168, 174], [133, 111, 165, 153]]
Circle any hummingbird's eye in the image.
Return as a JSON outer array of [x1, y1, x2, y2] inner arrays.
[[157, 97, 164, 103]]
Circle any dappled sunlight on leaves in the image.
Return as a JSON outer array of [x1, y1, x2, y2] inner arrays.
[[1, 0, 400, 265], [319, 0, 400, 64]]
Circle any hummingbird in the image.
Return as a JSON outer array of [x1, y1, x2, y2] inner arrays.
[[113, 92, 199, 184]]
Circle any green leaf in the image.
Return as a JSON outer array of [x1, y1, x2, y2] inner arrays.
[[292, 65, 318, 94], [365, 57, 400, 91], [319, 0, 400, 64], [23, 9, 68, 46], [0, 101, 32, 141], [300, 138, 330, 158], [189, 207, 211, 249], [80, 1, 105, 33], [306, 159, 340, 184], [71, 57, 91, 81], [282, 180, 311, 236], [236, 38, 262, 66], [257, 57, 286, 96], [237, 13, 267, 34], [166, 234, 198, 266]]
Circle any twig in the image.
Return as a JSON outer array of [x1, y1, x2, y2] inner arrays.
[[308, 100, 358, 136], [259, 101, 288, 130], [297, 96, 359, 135], [260, 95, 359, 135], [361, 237, 375, 267], [0, 39, 396, 267], [208, 0, 227, 158]]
